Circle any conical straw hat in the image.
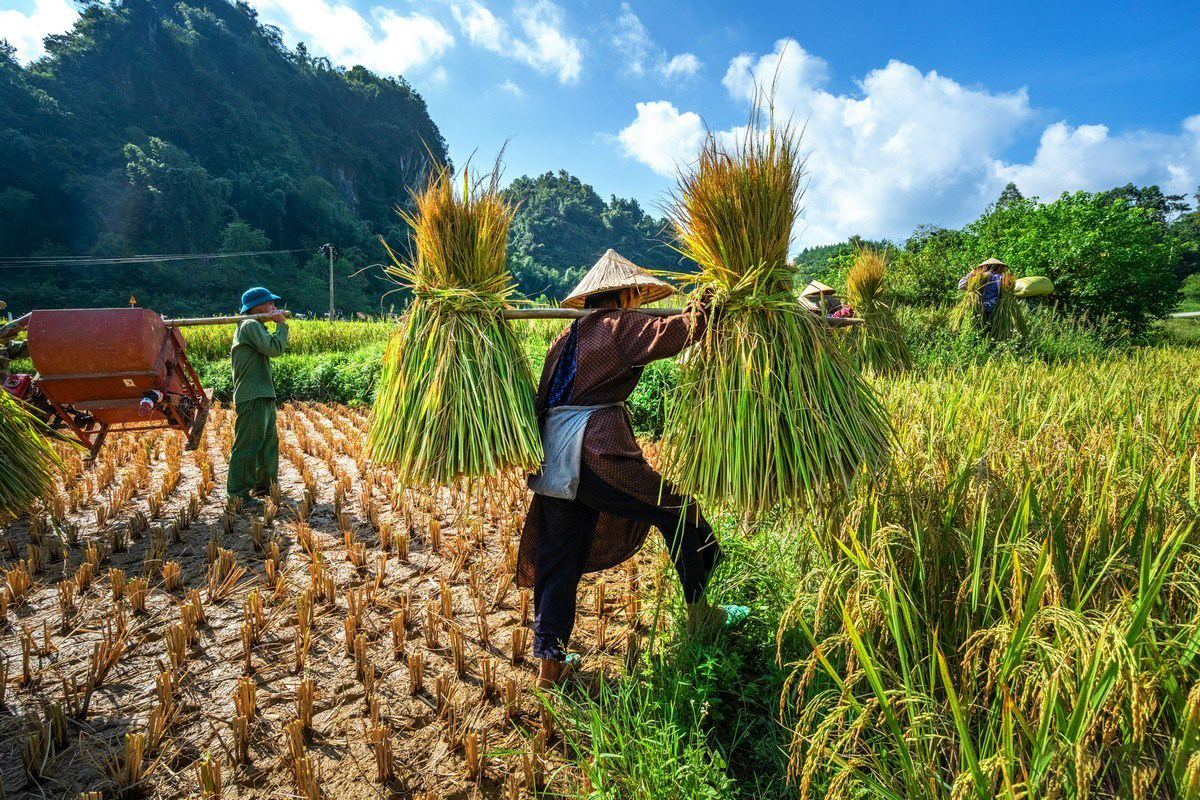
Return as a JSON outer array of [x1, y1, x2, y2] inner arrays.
[[977, 257, 1008, 269], [800, 280, 836, 298], [561, 249, 675, 309]]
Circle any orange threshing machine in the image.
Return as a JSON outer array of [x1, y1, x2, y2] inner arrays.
[[5, 308, 212, 459]]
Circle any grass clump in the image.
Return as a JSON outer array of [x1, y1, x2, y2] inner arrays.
[[661, 105, 891, 513], [367, 161, 541, 485]]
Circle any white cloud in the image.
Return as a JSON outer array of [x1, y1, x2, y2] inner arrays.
[[722, 42, 829, 102], [253, 0, 454, 77], [452, 1, 506, 50], [720, 40, 1036, 243], [499, 78, 524, 97], [617, 100, 704, 176], [451, 0, 583, 84], [621, 38, 1200, 245], [512, 1, 582, 83], [660, 53, 701, 82], [0, 0, 79, 63], [612, 3, 653, 76], [993, 117, 1200, 201], [611, 3, 701, 84]]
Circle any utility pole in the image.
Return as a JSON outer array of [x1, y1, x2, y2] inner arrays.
[[318, 243, 338, 321]]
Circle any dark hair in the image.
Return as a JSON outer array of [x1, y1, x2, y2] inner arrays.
[[583, 289, 625, 309]]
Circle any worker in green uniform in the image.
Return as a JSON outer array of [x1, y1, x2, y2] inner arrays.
[[227, 287, 288, 507]]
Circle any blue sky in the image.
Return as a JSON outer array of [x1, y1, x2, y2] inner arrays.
[[4, 0, 1199, 246]]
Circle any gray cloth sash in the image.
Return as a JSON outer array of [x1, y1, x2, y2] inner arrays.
[[527, 403, 624, 499]]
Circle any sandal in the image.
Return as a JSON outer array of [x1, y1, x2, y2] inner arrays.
[[562, 652, 582, 679], [720, 604, 750, 629]]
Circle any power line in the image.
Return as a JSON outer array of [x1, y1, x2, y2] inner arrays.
[[0, 248, 310, 269]]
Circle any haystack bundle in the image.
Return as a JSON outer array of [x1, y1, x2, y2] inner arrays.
[[367, 163, 541, 485], [842, 247, 912, 375], [0, 390, 59, 517], [660, 112, 892, 514]]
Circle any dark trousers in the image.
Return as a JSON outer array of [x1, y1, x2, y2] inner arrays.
[[533, 462, 721, 661], [226, 398, 279, 499]]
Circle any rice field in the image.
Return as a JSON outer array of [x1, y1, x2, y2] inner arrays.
[[773, 346, 1200, 800], [180, 320, 393, 362], [1, 336, 1199, 798]]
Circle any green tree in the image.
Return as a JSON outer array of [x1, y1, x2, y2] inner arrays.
[[968, 191, 1177, 332], [891, 225, 972, 306], [124, 137, 232, 252], [996, 181, 1025, 209]]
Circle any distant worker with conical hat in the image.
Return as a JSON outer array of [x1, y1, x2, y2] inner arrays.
[[517, 249, 746, 688], [958, 257, 1010, 315]]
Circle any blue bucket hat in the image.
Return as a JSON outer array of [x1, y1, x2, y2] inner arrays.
[[240, 287, 281, 314]]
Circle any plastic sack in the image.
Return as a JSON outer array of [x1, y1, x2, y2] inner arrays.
[[1015, 276, 1054, 297]]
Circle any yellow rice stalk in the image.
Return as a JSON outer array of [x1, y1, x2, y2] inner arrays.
[[990, 272, 1028, 342], [949, 268, 986, 334], [368, 160, 541, 486], [952, 267, 1027, 341]]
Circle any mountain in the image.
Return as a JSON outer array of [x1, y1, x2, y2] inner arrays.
[[0, 0, 448, 316]]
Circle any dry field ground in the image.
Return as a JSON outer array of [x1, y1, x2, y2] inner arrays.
[[0, 403, 649, 799]]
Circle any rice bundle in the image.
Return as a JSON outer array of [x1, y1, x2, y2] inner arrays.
[[950, 268, 1027, 341], [367, 163, 541, 485], [0, 390, 59, 518], [989, 272, 1028, 341], [949, 268, 985, 334], [842, 247, 912, 375], [660, 111, 892, 514]]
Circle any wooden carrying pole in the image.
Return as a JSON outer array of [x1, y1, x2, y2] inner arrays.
[[163, 311, 294, 328], [161, 308, 862, 327], [501, 308, 864, 327]]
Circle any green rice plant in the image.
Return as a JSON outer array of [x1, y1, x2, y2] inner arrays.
[[367, 160, 541, 485], [181, 319, 391, 362], [841, 247, 912, 375], [0, 390, 60, 518], [778, 349, 1200, 800], [661, 104, 892, 513]]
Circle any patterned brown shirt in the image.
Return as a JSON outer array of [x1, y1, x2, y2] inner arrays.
[[517, 306, 707, 587]]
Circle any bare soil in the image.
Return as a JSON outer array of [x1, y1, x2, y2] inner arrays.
[[0, 403, 649, 798]]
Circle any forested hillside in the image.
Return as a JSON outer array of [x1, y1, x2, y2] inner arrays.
[[1, 0, 447, 315], [503, 171, 687, 300]]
